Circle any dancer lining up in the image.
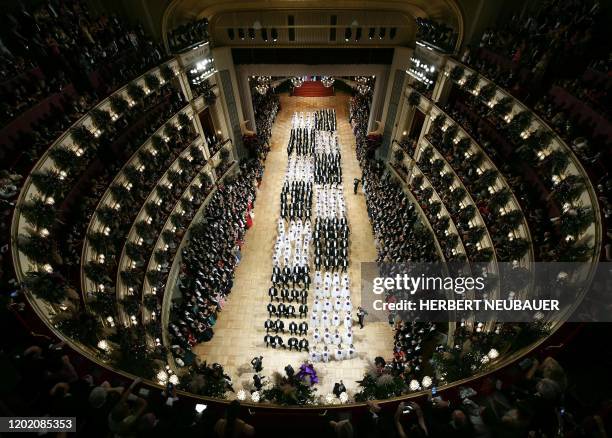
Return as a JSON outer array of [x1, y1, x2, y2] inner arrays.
[[287, 128, 315, 156], [264, 112, 316, 351], [314, 109, 337, 131], [307, 109, 356, 363]]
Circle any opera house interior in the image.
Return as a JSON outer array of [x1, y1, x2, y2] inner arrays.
[[0, 0, 611, 436]]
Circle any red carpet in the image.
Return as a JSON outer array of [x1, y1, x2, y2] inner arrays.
[[292, 80, 334, 97]]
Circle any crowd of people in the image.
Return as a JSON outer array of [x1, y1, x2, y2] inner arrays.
[[0, 0, 171, 273], [349, 88, 446, 394], [246, 88, 280, 159], [416, 17, 458, 53], [263, 112, 314, 352], [261, 110, 358, 364], [1, 309, 608, 438], [281, 180, 313, 220], [1, 0, 611, 433], [167, 18, 209, 53], [458, 0, 610, 239], [1, 0, 165, 129], [470, 0, 602, 88], [169, 160, 261, 360], [288, 127, 315, 155]]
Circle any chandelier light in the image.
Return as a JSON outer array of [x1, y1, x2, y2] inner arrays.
[[291, 76, 304, 88], [355, 76, 372, 95], [321, 76, 335, 87], [254, 76, 271, 95]]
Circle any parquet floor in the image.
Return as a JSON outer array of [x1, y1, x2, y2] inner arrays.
[[194, 93, 393, 399]]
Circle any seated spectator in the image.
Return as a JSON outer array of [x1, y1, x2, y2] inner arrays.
[[214, 400, 255, 437]]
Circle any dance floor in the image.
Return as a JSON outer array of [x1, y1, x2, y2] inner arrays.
[[194, 93, 393, 397]]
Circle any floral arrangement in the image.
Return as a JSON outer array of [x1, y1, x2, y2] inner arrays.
[[297, 362, 319, 385], [261, 362, 318, 405]]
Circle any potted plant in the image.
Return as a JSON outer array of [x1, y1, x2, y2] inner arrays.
[[553, 175, 585, 204], [393, 148, 405, 164], [478, 82, 497, 103], [164, 124, 179, 139], [21, 197, 56, 229], [502, 237, 530, 260], [432, 114, 446, 131], [84, 261, 111, 284], [497, 209, 524, 232], [488, 187, 512, 210], [421, 187, 434, 201], [110, 94, 129, 115], [154, 249, 169, 265], [86, 290, 117, 316], [467, 226, 485, 244], [49, 146, 80, 172], [135, 221, 155, 240], [459, 204, 476, 222], [91, 108, 112, 131], [408, 90, 421, 106], [24, 270, 66, 304], [31, 170, 65, 198], [476, 169, 498, 190], [54, 311, 102, 346], [123, 165, 143, 187], [560, 207, 594, 237], [144, 73, 161, 92], [120, 270, 144, 290], [170, 212, 184, 228], [508, 111, 533, 139], [463, 73, 479, 91], [468, 151, 484, 168], [429, 201, 442, 216], [160, 65, 175, 83], [220, 148, 231, 163], [431, 159, 445, 174], [450, 65, 465, 82], [126, 241, 146, 262], [110, 184, 133, 204], [162, 229, 176, 245], [455, 138, 471, 156], [178, 156, 194, 173], [411, 174, 424, 189], [178, 112, 191, 128], [96, 206, 120, 227], [18, 233, 54, 264], [70, 125, 95, 148], [127, 83, 146, 102], [492, 97, 513, 118], [544, 150, 570, 175], [441, 172, 454, 188], [560, 240, 593, 262], [476, 247, 494, 262], [419, 147, 434, 164], [449, 187, 466, 205], [87, 231, 114, 255], [143, 294, 159, 312]]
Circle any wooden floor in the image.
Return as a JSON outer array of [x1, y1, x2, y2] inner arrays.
[[195, 93, 393, 399]]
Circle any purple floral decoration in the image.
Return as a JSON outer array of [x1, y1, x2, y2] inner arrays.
[[297, 362, 318, 386]]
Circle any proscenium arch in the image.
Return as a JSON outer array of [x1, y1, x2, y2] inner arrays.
[[162, 0, 464, 52]]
